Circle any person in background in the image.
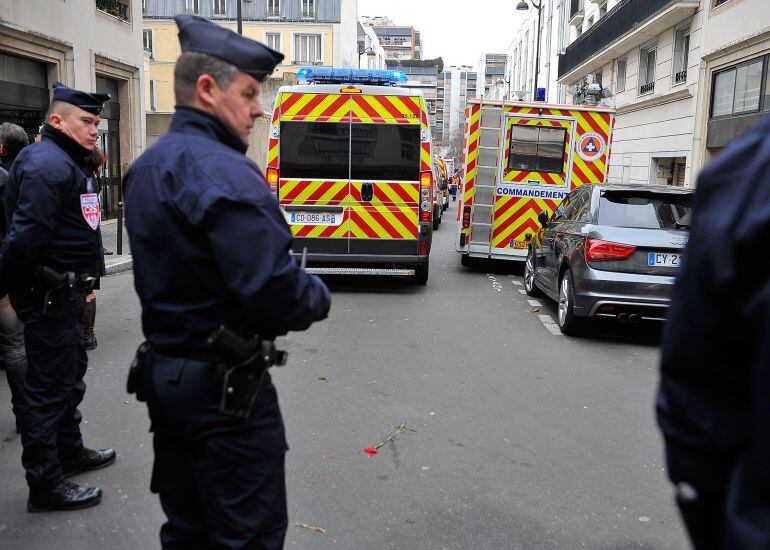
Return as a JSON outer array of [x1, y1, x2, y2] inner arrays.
[[0, 122, 29, 433]]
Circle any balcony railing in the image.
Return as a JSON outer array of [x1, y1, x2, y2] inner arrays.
[[96, 0, 129, 21], [675, 69, 687, 84], [640, 82, 655, 95], [559, 0, 687, 79]]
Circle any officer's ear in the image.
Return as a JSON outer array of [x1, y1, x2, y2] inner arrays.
[[195, 74, 220, 111]]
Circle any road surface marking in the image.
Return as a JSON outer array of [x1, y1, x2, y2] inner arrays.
[[527, 299, 542, 307], [512, 281, 522, 286], [518, 289, 527, 295]]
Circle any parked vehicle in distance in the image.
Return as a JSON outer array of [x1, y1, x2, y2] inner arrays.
[[524, 184, 693, 335]]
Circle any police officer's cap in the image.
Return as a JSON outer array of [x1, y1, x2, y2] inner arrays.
[[52, 82, 111, 116], [175, 14, 284, 82]]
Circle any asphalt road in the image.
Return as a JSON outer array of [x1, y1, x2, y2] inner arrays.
[[0, 213, 689, 549]]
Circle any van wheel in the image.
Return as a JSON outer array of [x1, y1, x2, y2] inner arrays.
[[558, 270, 582, 336], [524, 248, 543, 298], [413, 262, 429, 285]]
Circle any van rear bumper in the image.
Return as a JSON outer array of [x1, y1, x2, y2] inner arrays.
[[293, 253, 428, 267]]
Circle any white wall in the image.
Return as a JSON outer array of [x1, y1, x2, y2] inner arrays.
[[337, 0, 359, 67]]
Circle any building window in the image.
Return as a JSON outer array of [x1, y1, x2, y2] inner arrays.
[[712, 58, 764, 117], [714, 0, 731, 5], [673, 28, 690, 85], [142, 29, 154, 55], [616, 56, 626, 92], [587, 15, 594, 28], [149, 79, 158, 112], [266, 32, 282, 53], [508, 124, 567, 174], [185, 0, 199, 13], [267, 0, 280, 16], [96, 0, 130, 21], [212, 0, 226, 15], [639, 44, 657, 95], [293, 34, 322, 64], [300, 0, 316, 18], [599, 2, 607, 17]]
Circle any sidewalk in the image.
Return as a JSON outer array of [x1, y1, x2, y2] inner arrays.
[[101, 219, 132, 275]]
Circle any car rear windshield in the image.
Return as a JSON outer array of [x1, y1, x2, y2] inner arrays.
[[351, 123, 421, 181], [280, 121, 350, 179], [598, 191, 693, 229]]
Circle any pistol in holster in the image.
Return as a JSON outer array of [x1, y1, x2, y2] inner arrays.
[[206, 326, 288, 420], [126, 342, 152, 402], [36, 266, 96, 319]]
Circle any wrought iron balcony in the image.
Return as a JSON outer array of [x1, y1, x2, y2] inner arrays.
[[558, 0, 699, 82], [640, 82, 655, 95], [675, 69, 687, 84], [96, 0, 129, 21]]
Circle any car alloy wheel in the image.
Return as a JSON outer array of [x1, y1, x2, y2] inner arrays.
[[558, 275, 570, 327], [524, 253, 535, 292]]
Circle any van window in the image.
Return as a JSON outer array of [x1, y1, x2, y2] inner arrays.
[[350, 124, 421, 181], [507, 124, 567, 174], [280, 122, 350, 179]]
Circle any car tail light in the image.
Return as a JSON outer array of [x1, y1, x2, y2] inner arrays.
[[420, 171, 432, 222], [266, 167, 279, 195], [585, 239, 637, 263], [462, 205, 471, 228], [419, 241, 428, 255]]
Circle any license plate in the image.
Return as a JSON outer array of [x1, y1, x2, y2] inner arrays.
[[648, 252, 680, 267], [285, 211, 342, 226]]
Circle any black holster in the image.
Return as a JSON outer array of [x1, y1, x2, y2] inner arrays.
[[127, 342, 152, 402]]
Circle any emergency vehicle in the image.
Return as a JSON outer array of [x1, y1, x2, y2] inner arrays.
[[266, 68, 435, 284], [456, 98, 616, 264]]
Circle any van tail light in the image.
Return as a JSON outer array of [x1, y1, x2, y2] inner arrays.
[[462, 205, 471, 228], [419, 241, 428, 255], [266, 167, 279, 195], [585, 239, 636, 263], [420, 171, 432, 222]]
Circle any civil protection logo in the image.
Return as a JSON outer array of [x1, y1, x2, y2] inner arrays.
[[80, 193, 100, 230], [576, 132, 606, 162]]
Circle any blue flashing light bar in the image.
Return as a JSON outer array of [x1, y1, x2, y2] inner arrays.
[[296, 67, 408, 86]]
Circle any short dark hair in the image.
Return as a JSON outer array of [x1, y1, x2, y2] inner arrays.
[[174, 52, 239, 106], [0, 122, 30, 162], [46, 100, 74, 121]]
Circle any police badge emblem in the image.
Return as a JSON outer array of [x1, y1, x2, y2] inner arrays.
[[80, 193, 100, 230]]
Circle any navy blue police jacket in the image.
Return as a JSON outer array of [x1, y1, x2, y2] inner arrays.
[[123, 106, 330, 354], [657, 114, 770, 547], [0, 126, 102, 288]]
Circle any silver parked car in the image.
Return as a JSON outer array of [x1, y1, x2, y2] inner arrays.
[[524, 184, 693, 335]]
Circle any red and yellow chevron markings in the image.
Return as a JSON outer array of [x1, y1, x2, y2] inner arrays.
[[350, 95, 421, 124], [279, 93, 351, 122], [349, 182, 419, 240], [491, 196, 560, 249], [279, 179, 349, 238]]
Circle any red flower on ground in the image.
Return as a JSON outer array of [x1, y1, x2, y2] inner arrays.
[[363, 446, 378, 457]]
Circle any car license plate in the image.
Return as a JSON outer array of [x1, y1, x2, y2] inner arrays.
[[285, 211, 342, 226], [648, 252, 680, 267]]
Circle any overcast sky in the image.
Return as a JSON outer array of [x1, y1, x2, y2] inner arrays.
[[356, 0, 525, 69]]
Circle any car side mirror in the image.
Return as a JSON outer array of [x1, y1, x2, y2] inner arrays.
[[537, 211, 550, 226]]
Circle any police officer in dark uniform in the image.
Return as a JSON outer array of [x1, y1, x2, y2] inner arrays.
[[123, 15, 330, 549], [0, 83, 117, 512], [657, 114, 770, 549]]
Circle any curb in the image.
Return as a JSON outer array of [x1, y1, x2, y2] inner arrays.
[[105, 258, 133, 275]]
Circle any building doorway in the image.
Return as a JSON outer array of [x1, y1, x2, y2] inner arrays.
[[0, 51, 49, 138], [95, 76, 121, 220], [652, 156, 687, 186]]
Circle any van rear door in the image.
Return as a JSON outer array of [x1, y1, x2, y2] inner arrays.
[[278, 93, 352, 255], [348, 94, 422, 256]]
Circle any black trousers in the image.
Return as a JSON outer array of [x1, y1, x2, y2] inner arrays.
[[10, 287, 88, 489], [143, 349, 289, 550]]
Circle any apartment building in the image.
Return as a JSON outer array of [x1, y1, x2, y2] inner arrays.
[[558, 0, 703, 186], [0, 0, 145, 220], [357, 21, 386, 69], [437, 65, 476, 151], [478, 53, 508, 99], [362, 16, 422, 61], [143, 0, 358, 116], [691, 0, 770, 174]]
